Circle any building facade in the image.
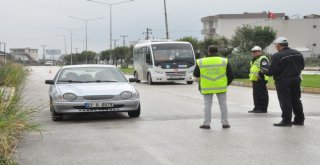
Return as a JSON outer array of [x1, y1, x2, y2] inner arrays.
[[201, 12, 320, 57], [0, 51, 5, 63], [10, 48, 38, 62], [201, 12, 285, 39]]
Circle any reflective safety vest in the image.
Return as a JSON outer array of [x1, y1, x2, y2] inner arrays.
[[196, 56, 228, 94], [249, 55, 269, 81]]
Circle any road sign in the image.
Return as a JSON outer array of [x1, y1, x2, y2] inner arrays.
[[46, 49, 61, 55]]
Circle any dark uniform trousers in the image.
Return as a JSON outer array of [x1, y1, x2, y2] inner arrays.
[[275, 76, 304, 123], [252, 79, 269, 112]]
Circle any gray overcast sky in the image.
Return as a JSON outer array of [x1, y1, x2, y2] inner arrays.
[[0, 0, 319, 56]]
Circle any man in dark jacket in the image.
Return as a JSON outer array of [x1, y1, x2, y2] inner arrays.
[[265, 37, 305, 127]]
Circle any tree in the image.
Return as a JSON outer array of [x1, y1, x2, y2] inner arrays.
[[81, 51, 97, 64], [231, 25, 276, 52], [100, 50, 112, 63], [199, 36, 233, 57], [177, 36, 200, 53]]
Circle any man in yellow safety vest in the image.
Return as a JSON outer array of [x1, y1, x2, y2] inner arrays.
[[193, 45, 234, 129]]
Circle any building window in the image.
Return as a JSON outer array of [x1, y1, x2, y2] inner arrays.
[[313, 25, 317, 28], [313, 43, 317, 47]]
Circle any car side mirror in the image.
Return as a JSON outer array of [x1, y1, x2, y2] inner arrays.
[[45, 80, 54, 84], [129, 78, 138, 82]]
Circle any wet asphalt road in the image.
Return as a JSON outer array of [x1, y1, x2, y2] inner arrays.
[[15, 66, 320, 165]]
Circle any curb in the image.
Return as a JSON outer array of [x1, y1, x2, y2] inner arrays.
[[231, 81, 320, 94]]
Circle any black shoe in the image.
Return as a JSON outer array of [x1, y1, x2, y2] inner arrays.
[[248, 109, 267, 113], [254, 110, 267, 113], [292, 121, 304, 126], [222, 124, 230, 129], [248, 109, 256, 113], [273, 121, 292, 127], [199, 125, 211, 129]]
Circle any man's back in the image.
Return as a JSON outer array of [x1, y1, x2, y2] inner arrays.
[[269, 47, 304, 80]]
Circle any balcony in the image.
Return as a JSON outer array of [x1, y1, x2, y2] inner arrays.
[[201, 28, 216, 35]]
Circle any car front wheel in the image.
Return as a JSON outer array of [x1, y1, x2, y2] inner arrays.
[[50, 99, 63, 121], [128, 104, 141, 118], [187, 81, 193, 85]]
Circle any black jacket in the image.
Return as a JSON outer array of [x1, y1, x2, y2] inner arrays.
[[193, 56, 234, 86], [266, 47, 304, 80]]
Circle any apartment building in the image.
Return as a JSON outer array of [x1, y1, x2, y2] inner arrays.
[[201, 12, 320, 56], [10, 48, 38, 62]]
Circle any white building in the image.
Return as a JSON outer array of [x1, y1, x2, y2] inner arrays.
[[10, 48, 38, 62], [201, 12, 320, 57]]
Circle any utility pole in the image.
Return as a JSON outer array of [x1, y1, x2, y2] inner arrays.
[[164, 0, 169, 39], [120, 35, 128, 46], [143, 28, 152, 40], [2, 42, 6, 64], [113, 39, 119, 48], [41, 45, 47, 62], [74, 48, 79, 54]]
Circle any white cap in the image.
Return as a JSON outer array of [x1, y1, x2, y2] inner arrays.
[[274, 37, 288, 44], [251, 46, 262, 52]]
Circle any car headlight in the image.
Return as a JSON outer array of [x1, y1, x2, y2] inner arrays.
[[154, 70, 164, 74], [63, 93, 77, 101], [120, 91, 132, 99]]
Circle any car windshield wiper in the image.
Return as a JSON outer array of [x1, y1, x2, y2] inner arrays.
[[58, 80, 83, 83], [87, 80, 118, 83]]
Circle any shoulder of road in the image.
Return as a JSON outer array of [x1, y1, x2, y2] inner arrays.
[[231, 81, 320, 94]]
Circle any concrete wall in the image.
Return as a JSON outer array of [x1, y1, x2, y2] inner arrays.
[[254, 19, 320, 56], [217, 18, 267, 39]]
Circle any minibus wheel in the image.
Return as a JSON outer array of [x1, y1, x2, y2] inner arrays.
[[147, 73, 153, 85]]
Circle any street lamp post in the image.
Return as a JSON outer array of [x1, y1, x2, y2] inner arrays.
[[87, 0, 134, 64], [69, 16, 103, 64], [164, 0, 169, 39], [60, 27, 74, 65]]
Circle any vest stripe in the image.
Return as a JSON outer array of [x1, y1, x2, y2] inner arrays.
[[201, 86, 227, 91], [201, 73, 226, 81]]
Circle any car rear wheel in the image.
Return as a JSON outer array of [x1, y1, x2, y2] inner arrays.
[[50, 99, 63, 121], [134, 72, 141, 83], [128, 104, 141, 118]]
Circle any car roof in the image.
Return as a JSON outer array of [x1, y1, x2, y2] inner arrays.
[[61, 64, 116, 69]]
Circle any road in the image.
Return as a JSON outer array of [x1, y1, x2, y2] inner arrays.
[[15, 66, 320, 165]]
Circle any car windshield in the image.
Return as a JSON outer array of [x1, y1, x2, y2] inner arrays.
[[57, 67, 128, 83], [152, 43, 195, 67]]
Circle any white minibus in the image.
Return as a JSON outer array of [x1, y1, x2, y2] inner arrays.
[[133, 40, 196, 85]]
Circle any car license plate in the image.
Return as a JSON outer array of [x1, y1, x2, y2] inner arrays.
[[84, 102, 114, 108]]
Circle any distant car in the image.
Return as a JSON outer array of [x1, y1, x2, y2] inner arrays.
[[45, 61, 53, 66], [45, 65, 140, 121]]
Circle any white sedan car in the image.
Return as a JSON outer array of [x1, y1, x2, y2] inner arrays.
[[45, 65, 140, 121]]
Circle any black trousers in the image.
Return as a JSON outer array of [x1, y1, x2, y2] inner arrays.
[[275, 76, 304, 123], [252, 79, 269, 112]]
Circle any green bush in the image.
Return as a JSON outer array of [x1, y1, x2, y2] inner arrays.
[[0, 63, 25, 87], [304, 57, 320, 67], [228, 51, 252, 78], [0, 63, 40, 164]]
